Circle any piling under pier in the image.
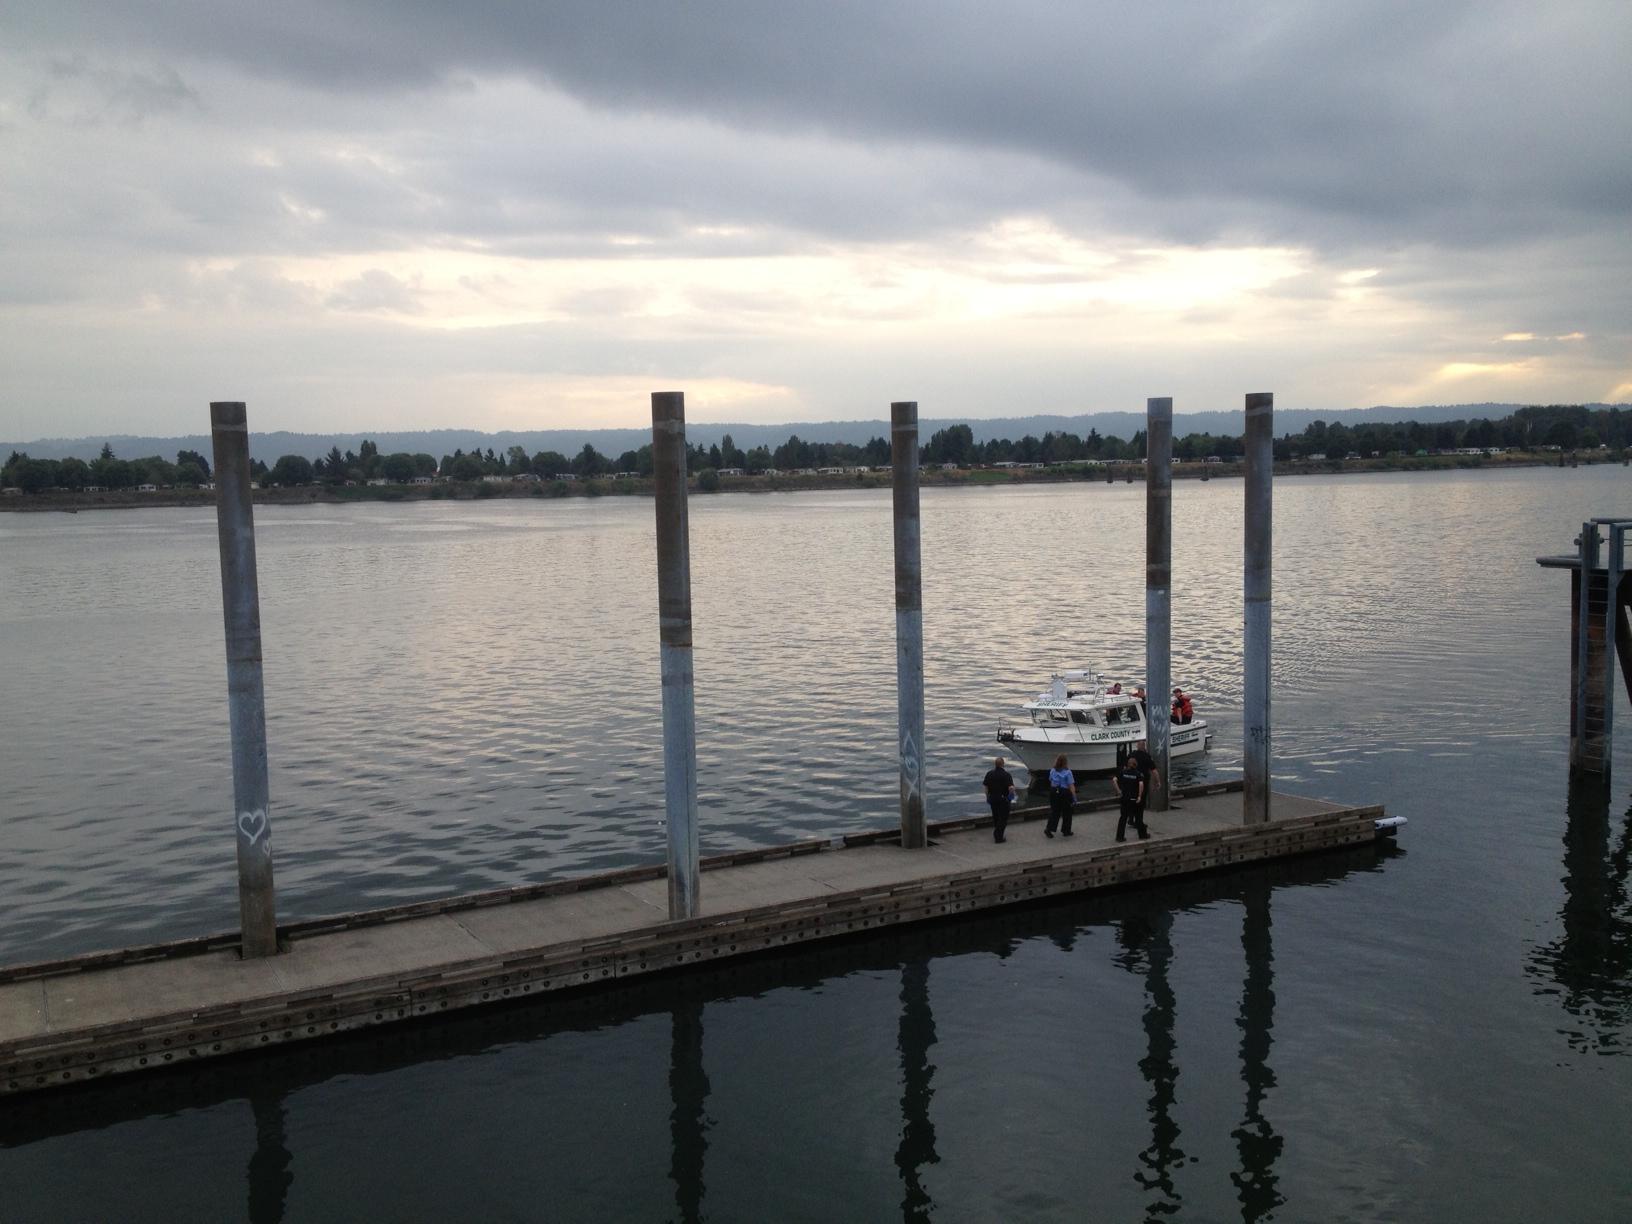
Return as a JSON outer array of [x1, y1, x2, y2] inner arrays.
[[1, 784, 1389, 1097]]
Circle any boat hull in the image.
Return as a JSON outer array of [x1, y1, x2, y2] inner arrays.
[[998, 720, 1212, 776]]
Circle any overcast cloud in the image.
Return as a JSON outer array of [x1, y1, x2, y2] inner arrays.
[[1, 1, 1628, 439]]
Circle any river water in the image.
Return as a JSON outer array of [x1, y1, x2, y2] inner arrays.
[[2, 467, 1630, 1221]]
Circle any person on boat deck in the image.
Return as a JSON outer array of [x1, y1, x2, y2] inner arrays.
[[1044, 753, 1076, 838], [1171, 687, 1194, 725], [982, 756, 1017, 844], [1112, 756, 1150, 841], [1127, 737, 1161, 820]]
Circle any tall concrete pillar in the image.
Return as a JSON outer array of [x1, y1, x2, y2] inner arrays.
[[652, 391, 700, 918], [1573, 520, 1604, 773], [1145, 396, 1173, 811], [209, 401, 279, 958], [1243, 393, 1273, 824], [892, 401, 928, 848], [1601, 523, 1624, 776]]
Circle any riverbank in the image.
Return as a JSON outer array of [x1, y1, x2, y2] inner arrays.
[[0, 448, 1620, 512]]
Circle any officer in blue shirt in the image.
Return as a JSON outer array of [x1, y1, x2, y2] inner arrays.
[[1044, 753, 1076, 838]]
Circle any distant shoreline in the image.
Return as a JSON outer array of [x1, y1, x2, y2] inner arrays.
[[1, 450, 1620, 513]]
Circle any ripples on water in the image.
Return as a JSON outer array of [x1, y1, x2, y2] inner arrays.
[[3, 466, 1632, 1220]]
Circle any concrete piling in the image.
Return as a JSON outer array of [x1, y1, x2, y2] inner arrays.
[[1243, 393, 1274, 825], [652, 391, 701, 918], [1145, 397, 1173, 811], [1569, 518, 1632, 776], [892, 401, 928, 849], [1603, 524, 1624, 769], [1574, 520, 1602, 772], [1539, 521, 1632, 776], [209, 401, 279, 958]]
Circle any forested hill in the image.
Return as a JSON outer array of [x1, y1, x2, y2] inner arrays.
[[7, 403, 1621, 464]]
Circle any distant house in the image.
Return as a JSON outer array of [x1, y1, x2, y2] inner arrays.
[[1, 487, 20, 496], [514, 473, 541, 482], [817, 466, 845, 475], [993, 461, 1016, 469], [84, 484, 107, 492], [367, 478, 388, 486], [613, 471, 639, 480], [137, 483, 158, 492], [940, 462, 958, 471], [412, 476, 433, 485], [556, 472, 578, 481], [1205, 456, 1223, 464], [1305, 453, 1326, 461], [481, 474, 507, 484], [717, 467, 744, 477]]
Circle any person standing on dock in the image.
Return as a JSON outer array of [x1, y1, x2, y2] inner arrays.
[[1112, 757, 1149, 841], [1127, 738, 1161, 826], [1045, 754, 1076, 838], [983, 756, 1017, 843]]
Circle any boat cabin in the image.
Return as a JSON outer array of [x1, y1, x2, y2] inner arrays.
[[1022, 671, 1148, 729]]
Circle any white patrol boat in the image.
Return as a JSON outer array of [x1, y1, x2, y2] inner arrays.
[[995, 668, 1212, 775]]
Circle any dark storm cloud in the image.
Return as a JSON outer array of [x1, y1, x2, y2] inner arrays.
[[2, 2, 1626, 438], [9, 1, 1629, 249]]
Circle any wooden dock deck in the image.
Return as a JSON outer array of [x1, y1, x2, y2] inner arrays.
[[1, 783, 1388, 1097]]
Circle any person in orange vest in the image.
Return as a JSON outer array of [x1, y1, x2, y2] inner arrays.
[[1171, 687, 1194, 725]]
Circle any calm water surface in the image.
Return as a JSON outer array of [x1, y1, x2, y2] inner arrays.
[[2, 467, 1631, 1221]]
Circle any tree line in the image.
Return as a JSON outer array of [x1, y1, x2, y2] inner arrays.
[[4, 403, 1624, 494], [1, 442, 216, 493]]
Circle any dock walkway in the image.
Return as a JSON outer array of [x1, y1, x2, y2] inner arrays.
[[2, 785, 1385, 1096]]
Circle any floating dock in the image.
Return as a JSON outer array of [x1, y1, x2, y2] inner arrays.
[[0, 782, 1390, 1097]]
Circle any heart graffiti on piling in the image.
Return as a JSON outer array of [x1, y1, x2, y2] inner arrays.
[[237, 809, 267, 844], [900, 730, 921, 800]]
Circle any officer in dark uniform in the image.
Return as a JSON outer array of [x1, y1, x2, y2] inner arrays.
[[1112, 757, 1149, 841], [1126, 737, 1161, 827], [982, 756, 1017, 843]]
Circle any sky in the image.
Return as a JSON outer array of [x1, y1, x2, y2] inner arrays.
[[2, 1, 1629, 441]]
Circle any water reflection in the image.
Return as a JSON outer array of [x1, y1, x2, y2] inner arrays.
[[0, 843, 1391, 1221], [669, 1000, 710, 1224], [895, 959, 939, 1222], [1530, 775, 1632, 1053], [1115, 910, 1185, 1220], [247, 1089, 293, 1224], [1231, 879, 1284, 1221]]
